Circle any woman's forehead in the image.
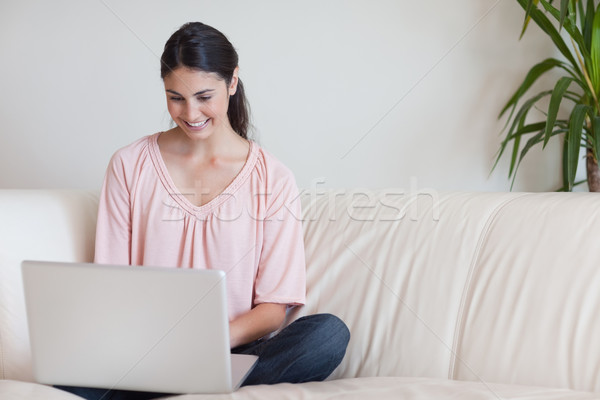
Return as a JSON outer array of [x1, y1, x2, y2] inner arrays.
[[163, 67, 225, 92]]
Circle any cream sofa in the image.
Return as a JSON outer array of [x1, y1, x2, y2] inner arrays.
[[2, 189, 600, 399]]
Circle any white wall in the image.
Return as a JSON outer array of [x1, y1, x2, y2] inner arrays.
[[0, 0, 578, 192]]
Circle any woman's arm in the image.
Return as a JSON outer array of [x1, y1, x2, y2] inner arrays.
[[95, 152, 132, 265], [229, 303, 287, 348], [229, 161, 305, 349]]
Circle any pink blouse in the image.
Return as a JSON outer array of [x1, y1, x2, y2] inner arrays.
[[94, 133, 306, 320]]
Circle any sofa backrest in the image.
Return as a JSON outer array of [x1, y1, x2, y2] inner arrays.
[[291, 190, 600, 392], [449, 193, 600, 391], [292, 190, 522, 379], [2, 189, 600, 393]]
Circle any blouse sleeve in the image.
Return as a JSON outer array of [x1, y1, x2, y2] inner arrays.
[[253, 172, 306, 307], [94, 151, 132, 265]]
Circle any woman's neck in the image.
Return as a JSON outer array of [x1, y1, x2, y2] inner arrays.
[[164, 125, 247, 160]]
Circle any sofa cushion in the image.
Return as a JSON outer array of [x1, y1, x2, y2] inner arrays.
[[4, 377, 599, 400], [0, 190, 98, 381], [0, 380, 83, 399]]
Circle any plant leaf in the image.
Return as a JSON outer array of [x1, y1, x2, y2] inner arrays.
[[539, 0, 591, 62], [503, 90, 553, 150], [593, 115, 600, 160], [518, 0, 580, 73], [500, 122, 548, 175], [567, 0, 577, 28], [555, 179, 587, 191], [578, 0, 586, 33], [508, 118, 547, 176], [559, 0, 570, 28], [519, 127, 565, 163], [509, 122, 548, 139], [566, 104, 591, 190], [590, 4, 600, 97], [510, 130, 544, 190], [562, 134, 569, 189], [491, 121, 547, 176], [583, 0, 595, 51], [544, 76, 574, 147], [510, 127, 564, 189], [498, 58, 566, 119], [510, 121, 523, 177], [520, 0, 540, 39], [494, 90, 552, 173]]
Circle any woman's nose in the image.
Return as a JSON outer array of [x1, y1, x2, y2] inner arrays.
[[184, 102, 204, 121]]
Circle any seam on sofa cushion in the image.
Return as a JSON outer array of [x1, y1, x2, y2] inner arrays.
[[0, 326, 4, 379], [447, 192, 532, 380]]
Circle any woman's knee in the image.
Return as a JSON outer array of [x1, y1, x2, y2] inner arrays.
[[245, 313, 350, 384], [300, 313, 350, 356]]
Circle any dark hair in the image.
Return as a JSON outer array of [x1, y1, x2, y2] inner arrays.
[[160, 22, 250, 139]]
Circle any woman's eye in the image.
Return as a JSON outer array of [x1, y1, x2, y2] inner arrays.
[[169, 97, 183, 101], [199, 96, 211, 102]]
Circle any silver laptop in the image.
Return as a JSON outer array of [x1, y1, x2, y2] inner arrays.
[[21, 260, 258, 394]]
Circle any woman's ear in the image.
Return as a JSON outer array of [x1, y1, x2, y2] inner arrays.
[[229, 66, 239, 96]]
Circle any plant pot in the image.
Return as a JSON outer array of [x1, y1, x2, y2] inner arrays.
[[586, 149, 600, 192]]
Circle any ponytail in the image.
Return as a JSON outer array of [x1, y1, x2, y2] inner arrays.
[[228, 78, 249, 139]]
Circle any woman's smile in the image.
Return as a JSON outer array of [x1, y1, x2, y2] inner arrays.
[[185, 118, 210, 129], [163, 67, 237, 141]]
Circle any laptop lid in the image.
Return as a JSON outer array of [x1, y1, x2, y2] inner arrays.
[[21, 260, 257, 394]]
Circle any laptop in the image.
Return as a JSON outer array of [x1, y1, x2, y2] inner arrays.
[[21, 260, 258, 394]]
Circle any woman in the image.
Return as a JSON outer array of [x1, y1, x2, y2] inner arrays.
[[58, 22, 349, 399]]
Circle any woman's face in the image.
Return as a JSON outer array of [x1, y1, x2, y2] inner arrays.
[[163, 66, 238, 140]]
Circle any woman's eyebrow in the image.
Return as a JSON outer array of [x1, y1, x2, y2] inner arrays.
[[165, 89, 215, 96]]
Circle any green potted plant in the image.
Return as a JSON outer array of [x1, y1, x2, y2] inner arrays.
[[495, 0, 600, 191]]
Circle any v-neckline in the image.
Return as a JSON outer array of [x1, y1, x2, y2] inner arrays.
[[148, 132, 257, 217]]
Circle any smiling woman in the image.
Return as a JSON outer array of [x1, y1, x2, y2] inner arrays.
[[54, 21, 350, 400], [163, 68, 235, 141], [160, 21, 249, 140]]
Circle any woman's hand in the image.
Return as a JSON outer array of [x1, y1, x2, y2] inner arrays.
[[229, 303, 287, 349]]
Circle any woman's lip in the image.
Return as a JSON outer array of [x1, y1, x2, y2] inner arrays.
[[184, 118, 210, 129]]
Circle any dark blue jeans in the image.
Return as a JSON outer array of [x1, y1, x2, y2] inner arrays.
[[55, 313, 350, 399]]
